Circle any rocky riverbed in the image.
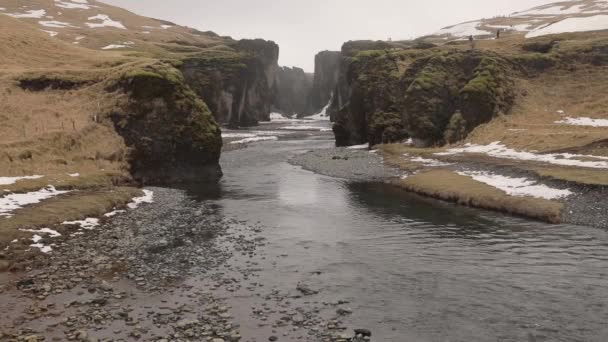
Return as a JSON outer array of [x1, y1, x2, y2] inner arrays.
[[0, 187, 371, 342], [290, 148, 398, 182]]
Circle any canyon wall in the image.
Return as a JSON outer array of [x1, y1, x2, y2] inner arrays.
[[307, 51, 341, 117], [181, 39, 280, 128], [272, 66, 313, 117]]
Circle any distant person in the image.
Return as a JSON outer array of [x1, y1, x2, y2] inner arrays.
[[496, 29, 501, 39]]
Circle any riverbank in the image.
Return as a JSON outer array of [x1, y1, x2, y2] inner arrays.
[[290, 145, 608, 228]]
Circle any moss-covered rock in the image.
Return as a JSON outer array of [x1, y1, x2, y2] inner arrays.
[[109, 62, 222, 184]]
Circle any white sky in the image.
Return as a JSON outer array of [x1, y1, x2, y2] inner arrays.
[[101, 0, 550, 72]]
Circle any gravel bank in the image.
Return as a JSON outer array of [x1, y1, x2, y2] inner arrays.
[[290, 148, 399, 182]]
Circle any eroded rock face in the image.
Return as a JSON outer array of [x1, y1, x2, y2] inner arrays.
[[181, 39, 280, 128], [331, 43, 515, 147], [272, 66, 313, 117], [307, 50, 341, 116], [109, 63, 223, 184]]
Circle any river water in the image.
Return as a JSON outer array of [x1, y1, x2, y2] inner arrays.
[[194, 122, 608, 341]]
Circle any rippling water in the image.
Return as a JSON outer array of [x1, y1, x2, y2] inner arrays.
[[190, 130, 608, 341]]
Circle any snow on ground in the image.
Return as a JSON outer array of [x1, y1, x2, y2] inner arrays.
[[0, 175, 43, 185], [5, 9, 46, 18], [67, 173, 80, 177], [86, 14, 126, 29], [20, 227, 61, 237], [435, 21, 492, 37], [457, 170, 573, 200], [230, 136, 278, 145], [63, 218, 99, 230], [526, 15, 608, 38], [101, 42, 134, 50], [127, 189, 154, 209], [514, 4, 588, 16], [437, 141, 608, 169], [39, 20, 76, 28], [54, 0, 91, 10], [555, 117, 608, 127], [409, 156, 453, 167], [160, 25, 173, 29], [346, 144, 369, 150], [41, 30, 59, 37], [30, 237, 54, 253], [104, 209, 126, 217], [0, 186, 69, 217]]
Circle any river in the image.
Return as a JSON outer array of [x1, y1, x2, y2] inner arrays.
[[187, 121, 608, 341]]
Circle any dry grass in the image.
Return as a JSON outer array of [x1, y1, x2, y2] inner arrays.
[[532, 167, 608, 186], [396, 170, 564, 223], [0, 187, 142, 247], [466, 65, 608, 153]]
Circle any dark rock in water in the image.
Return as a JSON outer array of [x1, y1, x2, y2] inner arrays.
[[268, 336, 278, 341], [354, 328, 372, 337], [296, 282, 318, 296]]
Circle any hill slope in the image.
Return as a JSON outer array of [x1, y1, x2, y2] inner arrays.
[[426, 0, 608, 41]]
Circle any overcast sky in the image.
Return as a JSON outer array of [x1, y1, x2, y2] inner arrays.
[[101, 0, 550, 72]]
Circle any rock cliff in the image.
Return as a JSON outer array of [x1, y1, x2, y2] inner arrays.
[[272, 66, 313, 117], [307, 51, 341, 116], [330, 40, 519, 147], [181, 39, 280, 128]]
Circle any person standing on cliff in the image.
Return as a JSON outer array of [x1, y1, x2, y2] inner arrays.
[[496, 29, 501, 39]]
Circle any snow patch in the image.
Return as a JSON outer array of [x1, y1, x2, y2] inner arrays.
[[86, 14, 125, 29], [457, 170, 573, 200], [21, 228, 61, 238], [526, 15, 608, 38], [63, 218, 99, 230], [0, 175, 43, 185], [6, 9, 46, 18], [436, 21, 492, 37], [41, 30, 58, 37], [54, 0, 91, 10], [556, 117, 608, 127], [160, 25, 173, 29], [39, 20, 76, 28], [0, 186, 69, 217], [230, 136, 279, 145], [437, 141, 608, 169], [101, 42, 134, 50], [67, 173, 80, 177], [127, 190, 154, 209], [410, 156, 453, 167], [104, 209, 125, 217], [346, 144, 369, 150]]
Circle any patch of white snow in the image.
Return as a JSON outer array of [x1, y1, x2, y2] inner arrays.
[[526, 15, 608, 38], [436, 141, 608, 169], [0, 186, 69, 217], [457, 170, 573, 200], [555, 117, 608, 127], [6, 9, 46, 18], [62, 218, 99, 230], [0, 175, 43, 185], [127, 189, 154, 209], [230, 136, 279, 145], [86, 14, 125, 29]]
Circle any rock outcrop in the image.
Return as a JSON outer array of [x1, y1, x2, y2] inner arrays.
[[307, 51, 341, 116], [331, 40, 516, 147], [108, 63, 223, 184], [181, 39, 280, 128], [272, 66, 313, 117]]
